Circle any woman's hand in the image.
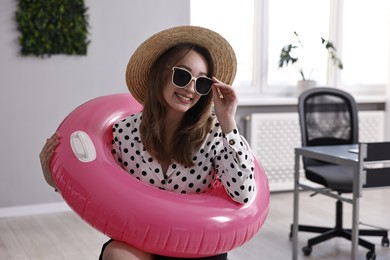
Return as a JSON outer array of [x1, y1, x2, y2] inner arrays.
[[211, 77, 238, 133], [39, 132, 59, 189]]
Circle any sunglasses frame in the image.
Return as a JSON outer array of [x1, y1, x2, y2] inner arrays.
[[171, 67, 213, 95]]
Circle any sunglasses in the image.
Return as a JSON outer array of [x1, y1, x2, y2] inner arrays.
[[171, 67, 214, 95]]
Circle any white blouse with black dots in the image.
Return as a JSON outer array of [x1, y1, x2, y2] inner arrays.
[[111, 112, 256, 204]]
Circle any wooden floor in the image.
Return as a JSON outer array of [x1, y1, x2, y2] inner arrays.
[[1, 189, 390, 260]]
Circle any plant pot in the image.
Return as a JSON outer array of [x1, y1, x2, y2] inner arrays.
[[297, 80, 316, 95]]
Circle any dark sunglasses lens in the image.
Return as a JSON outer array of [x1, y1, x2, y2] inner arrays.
[[173, 68, 192, 87], [196, 77, 213, 95]]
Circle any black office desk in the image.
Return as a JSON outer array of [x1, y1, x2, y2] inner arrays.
[[292, 144, 365, 260]]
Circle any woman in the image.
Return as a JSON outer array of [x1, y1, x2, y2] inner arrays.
[[40, 26, 256, 260]]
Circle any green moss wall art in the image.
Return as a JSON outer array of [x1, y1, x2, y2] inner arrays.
[[15, 0, 90, 57]]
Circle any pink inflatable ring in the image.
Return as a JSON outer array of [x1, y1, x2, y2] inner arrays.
[[50, 93, 269, 258]]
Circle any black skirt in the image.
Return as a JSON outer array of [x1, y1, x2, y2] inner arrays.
[[99, 239, 228, 260]]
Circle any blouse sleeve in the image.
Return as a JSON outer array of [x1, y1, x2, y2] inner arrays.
[[214, 128, 256, 204]]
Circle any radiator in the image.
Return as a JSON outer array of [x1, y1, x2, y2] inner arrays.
[[247, 111, 386, 191]]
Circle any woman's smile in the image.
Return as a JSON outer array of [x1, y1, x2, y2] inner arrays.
[[175, 92, 192, 102]]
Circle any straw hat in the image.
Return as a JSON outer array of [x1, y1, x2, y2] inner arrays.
[[126, 25, 237, 104]]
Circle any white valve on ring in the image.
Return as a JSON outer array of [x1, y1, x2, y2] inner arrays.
[[70, 131, 96, 162]]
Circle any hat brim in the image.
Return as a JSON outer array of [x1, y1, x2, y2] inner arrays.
[[126, 26, 237, 104]]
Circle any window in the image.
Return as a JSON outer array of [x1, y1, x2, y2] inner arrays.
[[268, 0, 331, 90], [190, 0, 255, 91], [191, 0, 390, 98], [342, 0, 389, 89]]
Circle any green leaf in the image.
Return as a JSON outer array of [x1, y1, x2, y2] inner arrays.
[[15, 0, 90, 57]]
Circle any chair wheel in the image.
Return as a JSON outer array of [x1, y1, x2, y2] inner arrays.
[[366, 250, 376, 260], [382, 237, 389, 247], [302, 245, 312, 256]]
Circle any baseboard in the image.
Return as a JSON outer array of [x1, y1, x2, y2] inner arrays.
[[0, 202, 71, 218]]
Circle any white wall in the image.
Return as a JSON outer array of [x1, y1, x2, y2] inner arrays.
[[0, 0, 190, 208]]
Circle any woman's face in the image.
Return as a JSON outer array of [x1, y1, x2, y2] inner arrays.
[[163, 50, 209, 116]]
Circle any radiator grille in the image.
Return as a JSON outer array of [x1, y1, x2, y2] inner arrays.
[[248, 111, 385, 191]]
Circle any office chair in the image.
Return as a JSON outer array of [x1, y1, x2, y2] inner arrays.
[[291, 87, 389, 259]]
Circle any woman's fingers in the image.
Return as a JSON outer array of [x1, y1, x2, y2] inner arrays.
[[39, 132, 60, 188], [40, 133, 58, 158], [212, 77, 237, 101]]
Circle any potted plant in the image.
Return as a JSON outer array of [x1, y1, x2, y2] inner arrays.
[[278, 31, 343, 93]]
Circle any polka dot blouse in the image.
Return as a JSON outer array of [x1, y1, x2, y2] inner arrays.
[[111, 112, 256, 204]]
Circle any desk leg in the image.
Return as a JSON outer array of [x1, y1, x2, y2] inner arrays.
[[351, 164, 361, 260], [292, 152, 300, 260]]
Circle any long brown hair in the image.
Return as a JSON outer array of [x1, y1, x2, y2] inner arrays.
[[140, 44, 214, 166]]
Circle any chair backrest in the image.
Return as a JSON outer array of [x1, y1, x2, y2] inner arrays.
[[298, 87, 359, 168]]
